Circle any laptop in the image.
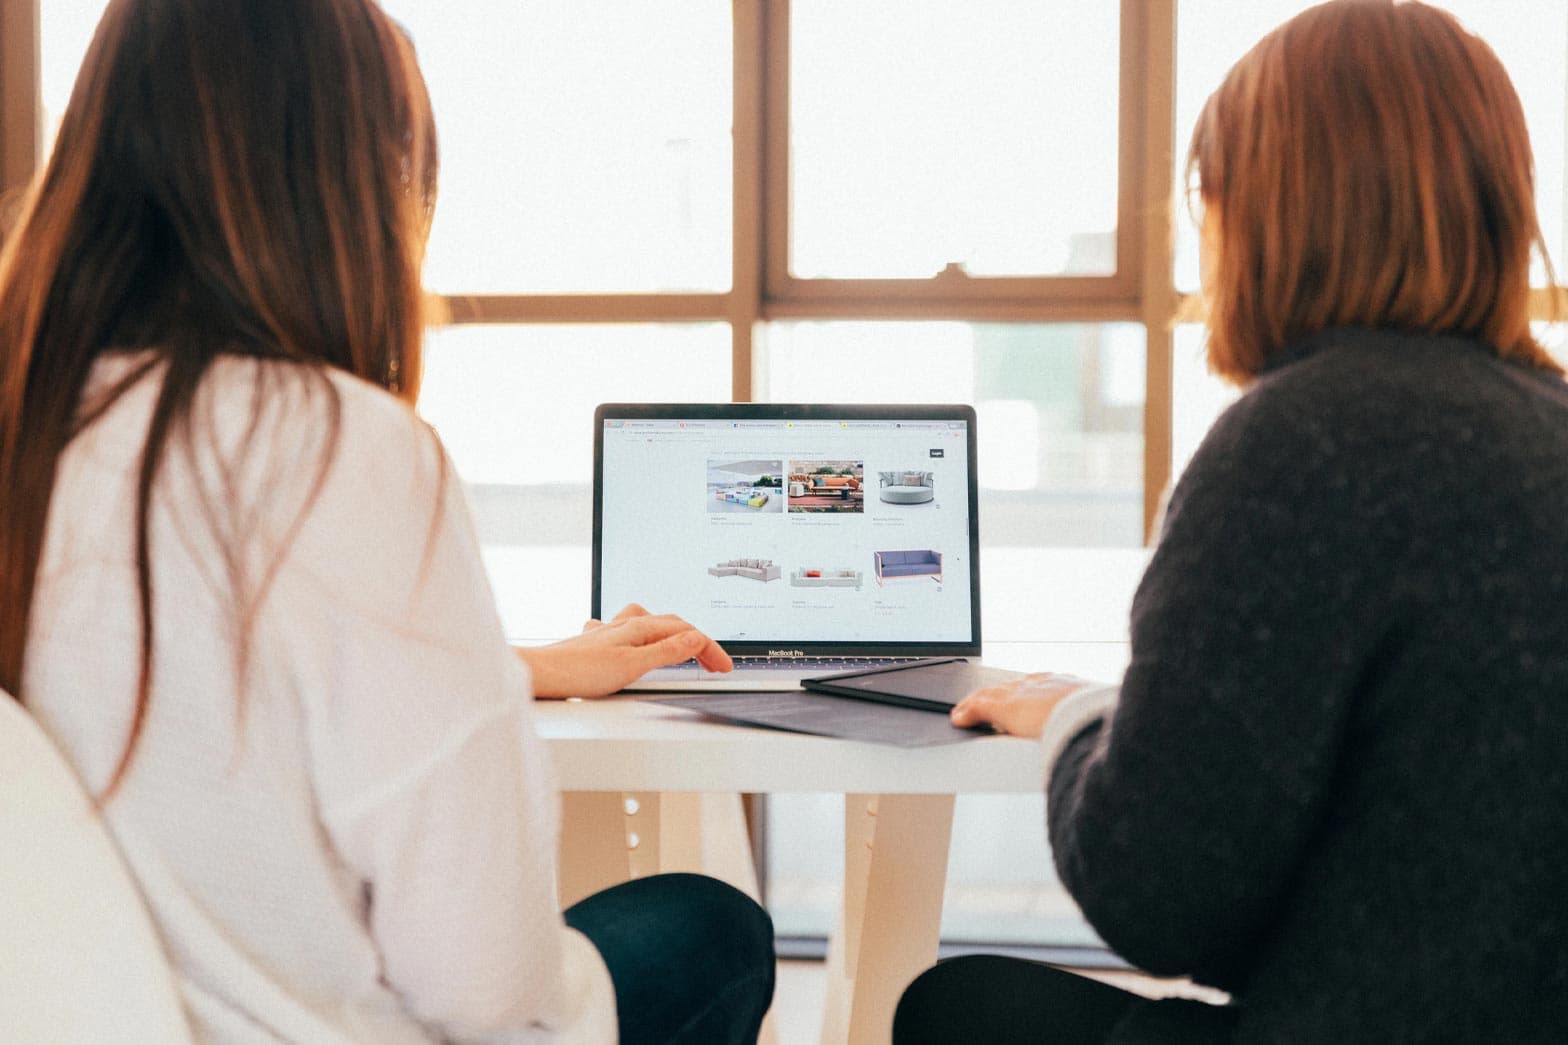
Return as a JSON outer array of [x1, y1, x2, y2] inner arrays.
[[593, 403, 981, 690]]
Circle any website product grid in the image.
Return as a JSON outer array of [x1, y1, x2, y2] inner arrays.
[[600, 419, 974, 642]]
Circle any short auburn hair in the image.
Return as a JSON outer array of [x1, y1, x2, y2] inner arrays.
[[1188, 0, 1561, 383]]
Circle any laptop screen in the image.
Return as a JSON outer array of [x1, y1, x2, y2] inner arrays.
[[593, 404, 980, 656]]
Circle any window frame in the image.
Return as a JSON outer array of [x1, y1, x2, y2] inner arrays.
[[424, 0, 1178, 540], [1, 0, 39, 195], [0, 0, 1183, 542], [761, 0, 1150, 313]]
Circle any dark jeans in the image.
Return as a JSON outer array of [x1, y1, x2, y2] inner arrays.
[[894, 955, 1140, 1044], [564, 872, 775, 1045], [895, 955, 1234, 1044]]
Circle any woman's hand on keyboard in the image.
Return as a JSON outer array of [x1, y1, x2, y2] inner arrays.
[[516, 604, 733, 698]]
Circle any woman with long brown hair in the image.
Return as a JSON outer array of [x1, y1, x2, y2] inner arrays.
[[896, 1, 1568, 1040], [0, 0, 771, 1041]]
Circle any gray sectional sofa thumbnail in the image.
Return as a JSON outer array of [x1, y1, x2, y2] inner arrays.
[[708, 558, 781, 582]]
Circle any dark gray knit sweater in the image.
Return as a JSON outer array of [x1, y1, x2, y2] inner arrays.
[[1049, 328, 1568, 1042]]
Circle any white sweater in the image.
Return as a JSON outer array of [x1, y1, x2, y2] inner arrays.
[[23, 354, 615, 1043]]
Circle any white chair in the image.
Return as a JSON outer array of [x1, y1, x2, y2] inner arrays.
[[0, 691, 192, 1043]]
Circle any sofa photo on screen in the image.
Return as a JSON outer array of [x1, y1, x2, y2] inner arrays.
[[708, 558, 782, 582], [877, 470, 934, 504], [873, 549, 942, 586], [789, 567, 864, 590], [786, 463, 866, 514], [714, 488, 772, 509]]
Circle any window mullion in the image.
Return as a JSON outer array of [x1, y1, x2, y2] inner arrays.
[[760, 0, 790, 311], [1, 0, 40, 196], [1136, 0, 1177, 543], [732, 0, 767, 403]]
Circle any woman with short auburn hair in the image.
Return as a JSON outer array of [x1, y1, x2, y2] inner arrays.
[[895, 2, 1568, 1041], [0, 0, 770, 1041], [1192, 0, 1560, 382]]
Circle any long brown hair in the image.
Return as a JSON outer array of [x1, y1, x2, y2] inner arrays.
[[1188, 0, 1560, 383], [0, 0, 438, 793]]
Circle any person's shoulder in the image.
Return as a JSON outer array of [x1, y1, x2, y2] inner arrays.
[[1182, 327, 1568, 527], [1210, 328, 1563, 450], [200, 355, 444, 478], [1175, 331, 1435, 510], [318, 364, 444, 470], [1255, 327, 1568, 415], [200, 353, 453, 545], [212, 354, 430, 435]]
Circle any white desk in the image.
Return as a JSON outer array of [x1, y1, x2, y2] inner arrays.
[[488, 546, 1148, 1043], [536, 640, 1131, 1045]]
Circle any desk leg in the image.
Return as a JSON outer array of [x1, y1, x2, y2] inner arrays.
[[648, 793, 778, 1045], [649, 793, 765, 900], [558, 792, 777, 1045], [821, 793, 956, 1045], [557, 792, 635, 909]]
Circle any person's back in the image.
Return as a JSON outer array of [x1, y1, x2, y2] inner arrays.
[[1240, 332, 1568, 1039], [895, 3, 1568, 1040], [25, 353, 599, 1041], [1060, 327, 1568, 1040], [1, 1, 773, 1040]]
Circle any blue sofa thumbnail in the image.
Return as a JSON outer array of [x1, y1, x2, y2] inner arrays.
[[873, 549, 942, 586]]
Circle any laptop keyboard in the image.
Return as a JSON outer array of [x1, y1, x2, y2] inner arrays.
[[648, 656, 924, 680]]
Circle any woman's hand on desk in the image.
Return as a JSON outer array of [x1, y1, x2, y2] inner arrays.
[[517, 604, 732, 699], [950, 672, 1100, 737]]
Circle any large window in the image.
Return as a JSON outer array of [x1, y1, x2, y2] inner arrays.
[[385, 2, 734, 295], [787, 1, 1121, 281], [13, 0, 1568, 958], [26, 0, 1168, 571]]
